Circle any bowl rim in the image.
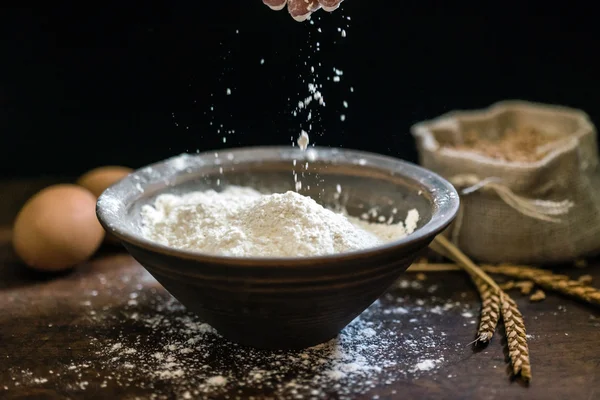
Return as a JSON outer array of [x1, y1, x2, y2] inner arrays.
[[96, 146, 460, 265]]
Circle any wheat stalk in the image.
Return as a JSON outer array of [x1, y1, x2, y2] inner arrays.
[[484, 265, 600, 306], [473, 276, 501, 343], [430, 236, 531, 381], [500, 293, 532, 381], [408, 263, 463, 272], [408, 263, 599, 306]]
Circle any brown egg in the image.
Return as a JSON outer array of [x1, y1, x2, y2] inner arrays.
[[76, 166, 132, 246], [12, 184, 105, 272], [76, 165, 133, 198]]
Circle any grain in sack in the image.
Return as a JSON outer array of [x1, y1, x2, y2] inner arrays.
[[411, 100, 600, 264]]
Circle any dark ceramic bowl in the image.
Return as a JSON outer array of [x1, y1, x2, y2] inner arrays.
[[96, 146, 459, 349]]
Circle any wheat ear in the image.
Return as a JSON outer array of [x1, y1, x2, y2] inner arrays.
[[483, 265, 600, 306], [473, 276, 501, 343], [500, 293, 532, 380], [430, 236, 531, 381]]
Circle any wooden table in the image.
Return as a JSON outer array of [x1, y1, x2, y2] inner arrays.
[[1, 180, 599, 400]]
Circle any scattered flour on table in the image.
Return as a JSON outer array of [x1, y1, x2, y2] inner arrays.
[[140, 186, 419, 257], [4, 268, 481, 400]]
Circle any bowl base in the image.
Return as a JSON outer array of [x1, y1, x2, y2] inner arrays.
[[216, 328, 339, 350]]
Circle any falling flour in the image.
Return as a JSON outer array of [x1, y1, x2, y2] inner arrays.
[[141, 186, 419, 257], [298, 130, 310, 150]]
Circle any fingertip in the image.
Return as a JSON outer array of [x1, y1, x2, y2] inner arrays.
[[291, 12, 312, 22], [288, 0, 320, 22], [320, 0, 342, 12], [263, 0, 287, 11]]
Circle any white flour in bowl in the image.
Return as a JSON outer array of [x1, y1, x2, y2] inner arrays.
[[140, 186, 419, 257]]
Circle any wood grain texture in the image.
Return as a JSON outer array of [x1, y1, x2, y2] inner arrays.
[[1, 180, 599, 400]]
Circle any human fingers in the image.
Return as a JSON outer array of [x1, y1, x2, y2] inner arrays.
[[287, 0, 321, 22], [263, 0, 287, 11], [318, 0, 343, 12]]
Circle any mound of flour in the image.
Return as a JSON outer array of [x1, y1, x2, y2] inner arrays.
[[141, 186, 419, 257]]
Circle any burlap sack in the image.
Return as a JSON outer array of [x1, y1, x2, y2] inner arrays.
[[411, 100, 600, 265]]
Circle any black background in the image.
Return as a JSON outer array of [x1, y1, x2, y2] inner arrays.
[[2, 3, 599, 178]]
